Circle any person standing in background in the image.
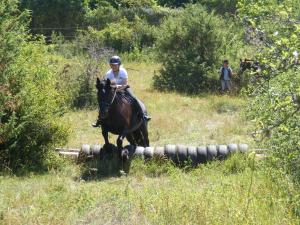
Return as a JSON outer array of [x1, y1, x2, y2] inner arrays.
[[220, 59, 233, 94]]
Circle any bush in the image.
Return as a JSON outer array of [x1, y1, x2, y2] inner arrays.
[[84, 5, 120, 30], [153, 4, 241, 93], [119, 5, 173, 25], [82, 16, 159, 53], [20, 0, 89, 38], [0, 1, 68, 172]]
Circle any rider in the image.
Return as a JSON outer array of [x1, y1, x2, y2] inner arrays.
[[92, 55, 151, 127]]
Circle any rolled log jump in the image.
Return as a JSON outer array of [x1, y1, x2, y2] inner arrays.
[[56, 143, 256, 164]]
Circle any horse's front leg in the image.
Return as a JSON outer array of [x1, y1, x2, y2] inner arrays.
[[117, 130, 130, 159], [117, 133, 126, 152], [101, 126, 110, 148]]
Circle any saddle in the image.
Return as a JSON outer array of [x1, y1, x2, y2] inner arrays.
[[115, 85, 135, 105]]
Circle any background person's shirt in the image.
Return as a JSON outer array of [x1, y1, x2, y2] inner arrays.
[[220, 67, 232, 80], [105, 67, 128, 85]]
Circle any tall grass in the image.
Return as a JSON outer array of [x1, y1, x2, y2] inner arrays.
[[1, 62, 299, 224], [1, 154, 299, 224]]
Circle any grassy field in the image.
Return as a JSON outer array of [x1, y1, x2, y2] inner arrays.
[[64, 62, 251, 148], [1, 62, 299, 225]]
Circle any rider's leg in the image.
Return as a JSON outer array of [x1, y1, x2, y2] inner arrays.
[[126, 88, 151, 121]]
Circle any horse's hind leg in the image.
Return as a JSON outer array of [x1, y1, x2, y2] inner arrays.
[[138, 122, 150, 147], [143, 123, 150, 147], [126, 133, 136, 146]]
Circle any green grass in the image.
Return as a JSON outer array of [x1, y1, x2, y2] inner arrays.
[[1, 62, 299, 224], [1, 155, 299, 224]]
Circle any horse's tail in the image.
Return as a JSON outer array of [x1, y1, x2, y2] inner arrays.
[[130, 122, 149, 147]]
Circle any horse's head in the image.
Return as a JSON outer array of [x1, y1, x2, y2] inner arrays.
[[239, 58, 252, 73], [240, 59, 249, 73], [96, 78, 117, 120], [239, 59, 261, 74]]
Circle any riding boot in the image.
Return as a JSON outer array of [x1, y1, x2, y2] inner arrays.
[[126, 88, 151, 122]]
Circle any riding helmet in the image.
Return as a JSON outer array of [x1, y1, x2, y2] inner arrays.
[[109, 55, 121, 65]]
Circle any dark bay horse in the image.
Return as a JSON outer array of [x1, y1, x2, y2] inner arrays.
[[239, 58, 262, 82], [239, 59, 261, 74], [95, 78, 149, 157]]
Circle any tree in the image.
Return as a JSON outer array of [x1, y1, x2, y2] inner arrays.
[[19, 0, 89, 38], [238, 0, 300, 180], [0, 0, 68, 172]]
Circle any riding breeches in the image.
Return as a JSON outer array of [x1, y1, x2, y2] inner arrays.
[[126, 88, 147, 115]]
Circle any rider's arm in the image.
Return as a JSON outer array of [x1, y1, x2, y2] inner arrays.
[[118, 68, 128, 86], [122, 78, 128, 85]]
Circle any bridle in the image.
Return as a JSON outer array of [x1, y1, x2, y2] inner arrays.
[[99, 84, 118, 118], [107, 85, 118, 106]]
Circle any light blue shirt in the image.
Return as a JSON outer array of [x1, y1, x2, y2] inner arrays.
[[220, 67, 232, 80], [223, 68, 230, 80]]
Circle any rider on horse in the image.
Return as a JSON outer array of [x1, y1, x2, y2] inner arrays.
[[92, 55, 151, 127]]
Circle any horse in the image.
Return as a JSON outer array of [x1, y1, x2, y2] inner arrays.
[[239, 58, 261, 74], [95, 78, 150, 159], [239, 58, 262, 83]]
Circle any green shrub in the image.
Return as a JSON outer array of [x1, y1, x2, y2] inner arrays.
[[84, 5, 120, 30], [153, 4, 242, 93], [197, 0, 238, 14], [82, 17, 159, 53], [0, 1, 68, 172], [20, 0, 88, 38], [119, 5, 173, 25]]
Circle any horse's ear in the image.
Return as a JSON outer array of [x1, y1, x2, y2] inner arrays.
[[96, 77, 101, 89], [106, 78, 111, 86]]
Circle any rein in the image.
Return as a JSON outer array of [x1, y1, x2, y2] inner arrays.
[[104, 85, 128, 108], [109, 87, 117, 105]]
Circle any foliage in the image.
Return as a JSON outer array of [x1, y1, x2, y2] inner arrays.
[[84, 5, 120, 30], [238, 0, 300, 181], [20, 0, 89, 38], [157, 0, 193, 7], [119, 5, 174, 25], [82, 16, 159, 53], [157, 0, 238, 14], [153, 4, 242, 93], [197, 0, 237, 14], [0, 0, 68, 172]]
